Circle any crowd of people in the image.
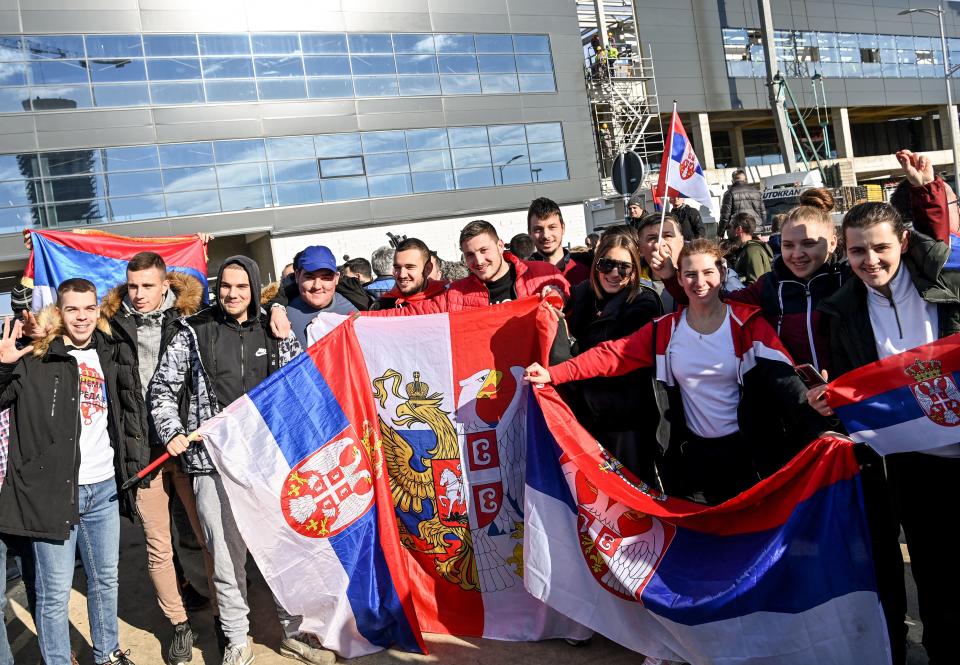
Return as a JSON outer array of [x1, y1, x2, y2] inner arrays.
[[0, 148, 956, 665]]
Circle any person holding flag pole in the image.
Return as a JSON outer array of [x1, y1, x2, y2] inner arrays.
[[654, 102, 719, 243]]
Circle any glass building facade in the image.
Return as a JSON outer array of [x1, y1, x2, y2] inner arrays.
[[722, 27, 960, 79], [0, 122, 568, 231], [0, 31, 557, 112]]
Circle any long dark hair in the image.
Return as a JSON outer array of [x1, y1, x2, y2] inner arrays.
[[590, 231, 643, 303]]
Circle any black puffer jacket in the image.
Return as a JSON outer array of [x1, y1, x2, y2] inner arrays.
[[557, 281, 663, 482], [719, 182, 766, 237], [0, 318, 146, 540], [820, 231, 960, 377]]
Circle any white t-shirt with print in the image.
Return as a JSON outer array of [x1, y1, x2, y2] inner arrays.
[[69, 348, 115, 485]]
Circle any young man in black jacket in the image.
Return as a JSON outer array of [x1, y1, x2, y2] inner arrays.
[[0, 278, 143, 665], [101, 252, 212, 665]]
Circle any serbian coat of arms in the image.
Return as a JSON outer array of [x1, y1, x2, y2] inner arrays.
[[906, 358, 960, 427]]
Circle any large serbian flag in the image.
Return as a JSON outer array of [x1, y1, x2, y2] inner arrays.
[[197, 321, 425, 658], [828, 335, 960, 455], [654, 105, 718, 216], [307, 298, 590, 642], [525, 382, 890, 663], [24, 229, 208, 309]]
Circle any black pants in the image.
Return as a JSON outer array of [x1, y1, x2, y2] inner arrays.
[[662, 431, 759, 506], [886, 452, 960, 665], [858, 452, 907, 665]]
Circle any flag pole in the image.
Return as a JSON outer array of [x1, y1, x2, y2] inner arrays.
[[120, 430, 201, 491], [657, 100, 678, 244]]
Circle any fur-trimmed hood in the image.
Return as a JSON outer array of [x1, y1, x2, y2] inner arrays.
[[100, 271, 204, 322], [30, 305, 113, 358]]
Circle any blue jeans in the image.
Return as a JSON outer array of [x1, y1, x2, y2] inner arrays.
[[0, 537, 13, 665], [0, 534, 35, 665], [32, 478, 120, 665]]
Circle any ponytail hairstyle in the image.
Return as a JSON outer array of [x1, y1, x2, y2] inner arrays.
[[782, 187, 836, 237], [841, 202, 907, 242]]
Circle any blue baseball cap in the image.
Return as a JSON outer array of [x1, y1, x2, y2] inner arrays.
[[296, 245, 337, 273]]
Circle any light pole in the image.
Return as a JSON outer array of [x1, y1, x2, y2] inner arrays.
[[900, 4, 960, 196], [496, 154, 525, 185]]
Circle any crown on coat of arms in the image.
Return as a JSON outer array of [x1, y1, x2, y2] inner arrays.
[[904, 359, 943, 383], [405, 371, 430, 399]]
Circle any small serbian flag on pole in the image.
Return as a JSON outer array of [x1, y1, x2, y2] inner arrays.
[[197, 320, 426, 658], [828, 335, 960, 455], [23, 229, 208, 310], [654, 102, 718, 217]]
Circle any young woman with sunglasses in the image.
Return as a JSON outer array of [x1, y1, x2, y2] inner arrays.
[[528, 239, 822, 505], [555, 230, 663, 484], [807, 202, 960, 665]]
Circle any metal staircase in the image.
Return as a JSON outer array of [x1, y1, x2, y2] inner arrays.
[[577, 1, 665, 196]]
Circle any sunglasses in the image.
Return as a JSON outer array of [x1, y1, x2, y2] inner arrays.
[[595, 257, 634, 276]]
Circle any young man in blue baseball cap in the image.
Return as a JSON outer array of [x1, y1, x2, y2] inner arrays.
[[280, 246, 357, 348]]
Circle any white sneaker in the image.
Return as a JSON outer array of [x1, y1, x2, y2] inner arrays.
[[280, 633, 336, 664], [222, 640, 254, 665]]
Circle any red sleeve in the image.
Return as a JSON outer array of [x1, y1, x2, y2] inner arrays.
[[549, 321, 655, 384], [663, 275, 687, 306], [910, 178, 950, 242], [723, 276, 763, 305]]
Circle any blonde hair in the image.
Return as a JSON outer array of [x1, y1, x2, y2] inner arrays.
[[677, 238, 726, 272], [782, 187, 836, 235]]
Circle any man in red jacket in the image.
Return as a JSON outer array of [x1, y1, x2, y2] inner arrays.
[[373, 220, 569, 315], [371, 238, 448, 310], [527, 197, 590, 286]]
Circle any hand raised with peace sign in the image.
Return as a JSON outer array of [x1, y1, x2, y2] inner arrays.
[[0, 317, 33, 365]]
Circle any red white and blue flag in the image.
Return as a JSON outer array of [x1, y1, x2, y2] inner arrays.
[[307, 298, 590, 642], [197, 321, 426, 658], [655, 107, 718, 216], [24, 229, 208, 309], [828, 335, 960, 455], [525, 383, 890, 663]]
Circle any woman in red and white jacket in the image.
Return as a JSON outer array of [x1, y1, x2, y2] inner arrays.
[[526, 239, 824, 505]]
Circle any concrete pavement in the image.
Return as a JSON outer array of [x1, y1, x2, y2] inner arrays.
[[3, 521, 929, 664]]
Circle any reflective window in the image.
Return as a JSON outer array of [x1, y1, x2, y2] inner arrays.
[[89, 59, 147, 84], [199, 34, 251, 55], [304, 56, 351, 76], [4, 31, 557, 113], [85, 35, 143, 58], [143, 35, 199, 57], [92, 84, 150, 106], [393, 34, 435, 54], [435, 34, 475, 53], [254, 56, 304, 78], [723, 26, 960, 80], [204, 79, 257, 102], [348, 34, 393, 54], [0, 122, 567, 229], [257, 78, 306, 99], [28, 60, 88, 85], [252, 34, 301, 55], [159, 143, 214, 168], [301, 34, 347, 54], [25, 35, 85, 60], [322, 176, 368, 201], [147, 58, 201, 80], [202, 57, 254, 79]]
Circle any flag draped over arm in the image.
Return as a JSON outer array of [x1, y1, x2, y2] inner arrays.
[[524, 383, 890, 664], [23, 229, 208, 309], [827, 334, 960, 455]]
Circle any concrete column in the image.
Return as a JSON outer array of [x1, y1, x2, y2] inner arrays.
[[729, 126, 747, 168], [922, 112, 939, 151], [688, 112, 715, 170], [832, 107, 855, 159]]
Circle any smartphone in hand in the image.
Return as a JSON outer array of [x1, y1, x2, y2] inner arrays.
[[795, 363, 827, 389]]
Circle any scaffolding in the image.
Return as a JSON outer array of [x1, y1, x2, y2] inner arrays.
[[577, 1, 664, 197]]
